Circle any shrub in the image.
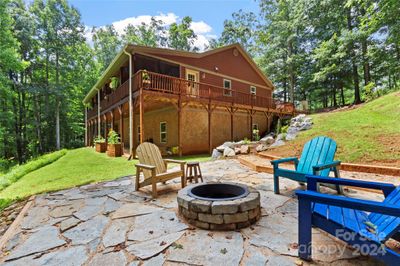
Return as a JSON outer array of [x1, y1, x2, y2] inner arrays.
[[363, 82, 377, 102], [0, 149, 67, 191], [280, 125, 289, 134], [94, 135, 105, 143], [0, 198, 14, 212], [107, 129, 120, 144]]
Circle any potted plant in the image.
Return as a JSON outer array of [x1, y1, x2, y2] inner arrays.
[[94, 136, 106, 153], [142, 70, 151, 87], [107, 129, 122, 157], [110, 77, 119, 90]]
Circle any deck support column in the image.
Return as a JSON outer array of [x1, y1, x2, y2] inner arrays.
[[226, 107, 238, 142], [139, 88, 144, 144], [118, 106, 124, 150], [110, 111, 114, 130], [177, 98, 182, 157], [97, 90, 101, 137], [84, 107, 88, 146], [124, 49, 133, 156], [103, 114, 107, 142]]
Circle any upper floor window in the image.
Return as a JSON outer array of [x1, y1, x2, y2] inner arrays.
[[250, 86, 257, 95], [160, 122, 167, 143], [223, 79, 232, 96]]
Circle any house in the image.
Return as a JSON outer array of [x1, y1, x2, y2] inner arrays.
[[83, 44, 294, 155]]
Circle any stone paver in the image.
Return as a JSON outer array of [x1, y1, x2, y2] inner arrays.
[[127, 231, 185, 259], [0, 159, 385, 265], [102, 218, 132, 247], [63, 215, 108, 245], [167, 230, 244, 266], [112, 203, 161, 219], [87, 251, 127, 266], [6, 226, 66, 261], [127, 210, 188, 241]]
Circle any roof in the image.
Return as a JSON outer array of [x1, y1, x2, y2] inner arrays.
[[83, 43, 274, 104]]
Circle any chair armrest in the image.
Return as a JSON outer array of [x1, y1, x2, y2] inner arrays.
[[312, 160, 341, 172], [306, 175, 396, 197], [270, 157, 298, 166], [164, 159, 186, 165], [135, 163, 156, 170], [296, 190, 400, 217]]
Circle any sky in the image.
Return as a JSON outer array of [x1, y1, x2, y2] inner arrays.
[[68, 0, 260, 49]]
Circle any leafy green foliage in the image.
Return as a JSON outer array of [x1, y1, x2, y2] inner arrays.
[[168, 16, 198, 51], [94, 136, 105, 143], [107, 129, 120, 144], [0, 149, 67, 191]]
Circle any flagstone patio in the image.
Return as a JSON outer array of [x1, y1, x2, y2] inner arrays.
[[0, 159, 386, 266]]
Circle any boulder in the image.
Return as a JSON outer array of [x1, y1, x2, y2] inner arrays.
[[256, 144, 268, 152], [260, 136, 275, 145], [211, 149, 222, 159], [276, 134, 286, 141], [216, 142, 235, 152], [299, 123, 312, 131], [234, 147, 241, 154], [240, 145, 250, 154], [223, 147, 236, 157], [285, 132, 297, 141], [270, 140, 285, 147]]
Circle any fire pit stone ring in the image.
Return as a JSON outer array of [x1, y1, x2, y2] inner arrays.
[[177, 182, 261, 230]]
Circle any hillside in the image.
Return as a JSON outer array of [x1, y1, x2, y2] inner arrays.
[[268, 92, 400, 167]]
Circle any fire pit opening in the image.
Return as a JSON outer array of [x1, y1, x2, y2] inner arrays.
[[188, 183, 249, 201], [177, 182, 261, 230]]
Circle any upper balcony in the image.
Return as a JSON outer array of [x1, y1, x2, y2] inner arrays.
[[87, 70, 276, 118]]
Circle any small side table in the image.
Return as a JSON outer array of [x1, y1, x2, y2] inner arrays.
[[186, 162, 203, 183]]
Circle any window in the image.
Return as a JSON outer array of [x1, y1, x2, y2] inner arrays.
[[160, 122, 167, 143], [250, 86, 257, 95], [137, 126, 141, 143], [223, 79, 232, 96]]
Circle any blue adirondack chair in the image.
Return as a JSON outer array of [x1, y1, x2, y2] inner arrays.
[[296, 175, 400, 265], [271, 136, 341, 194]]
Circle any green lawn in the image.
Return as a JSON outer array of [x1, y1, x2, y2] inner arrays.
[[270, 92, 400, 166], [0, 147, 210, 205]]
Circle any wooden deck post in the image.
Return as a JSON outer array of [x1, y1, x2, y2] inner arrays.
[[110, 111, 114, 130], [208, 105, 212, 154], [118, 105, 124, 150], [103, 114, 107, 141], [139, 88, 144, 144], [84, 107, 88, 146], [178, 97, 182, 157], [97, 90, 101, 137]]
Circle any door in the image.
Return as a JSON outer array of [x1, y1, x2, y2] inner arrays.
[[185, 69, 199, 96]]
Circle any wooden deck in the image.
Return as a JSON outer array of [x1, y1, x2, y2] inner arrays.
[[87, 70, 296, 119]]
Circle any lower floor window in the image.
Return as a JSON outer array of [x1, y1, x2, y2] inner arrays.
[[160, 122, 167, 143]]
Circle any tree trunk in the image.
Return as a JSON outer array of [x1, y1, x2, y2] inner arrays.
[[347, 9, 361, 104], [288, 39, 295, 103], [55, 51, 61, 150], [361, 39, 371, 86]]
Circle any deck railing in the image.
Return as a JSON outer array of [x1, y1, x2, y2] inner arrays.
[[87, 70, 274, 118], [136, 70, 273, 108]]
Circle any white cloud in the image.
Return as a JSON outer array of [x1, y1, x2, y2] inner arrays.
[[86, 13, 215, 51], [111, 12, 178, 36], [190, 21, 212, 34]]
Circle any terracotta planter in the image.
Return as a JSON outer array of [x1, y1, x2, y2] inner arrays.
[[107, 143, 122, 157], [95, 142, 107, 153]]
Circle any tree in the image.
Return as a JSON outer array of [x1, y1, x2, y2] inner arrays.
[[168, 16, 198, 51], [92, 25, 121, 71], [123, 17, 166, 47]]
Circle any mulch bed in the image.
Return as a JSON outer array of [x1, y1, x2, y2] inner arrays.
[[0, 200, 28, 237]]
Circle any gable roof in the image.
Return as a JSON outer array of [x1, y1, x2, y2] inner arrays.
[[83, 43, 274, 104]]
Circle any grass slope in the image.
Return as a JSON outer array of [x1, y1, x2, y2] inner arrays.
[[270, 92, 400, 166], [0, 147, 210, 204]]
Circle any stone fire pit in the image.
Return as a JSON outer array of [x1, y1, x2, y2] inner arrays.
[[177, 183, 261, 230]]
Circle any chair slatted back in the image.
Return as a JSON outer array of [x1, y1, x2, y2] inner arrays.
[[136, 142, 166, 179], [368, 186, 400, 241], [297, 136, 337, 177]]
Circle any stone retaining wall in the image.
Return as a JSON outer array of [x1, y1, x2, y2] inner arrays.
[[177, 184, 261, 230]]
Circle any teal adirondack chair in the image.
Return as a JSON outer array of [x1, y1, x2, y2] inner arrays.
[[271, 136, 342, 194]]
